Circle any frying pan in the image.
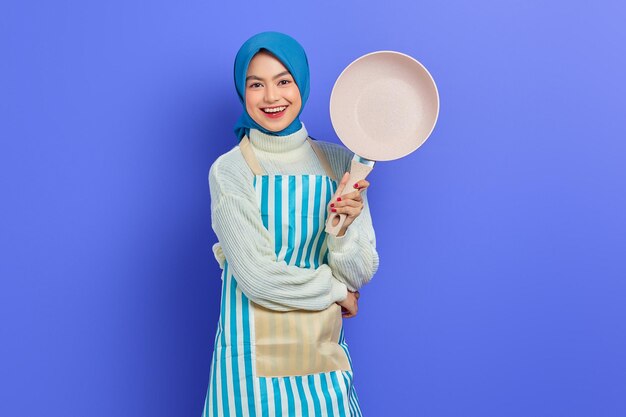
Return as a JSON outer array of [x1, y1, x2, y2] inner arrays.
[[325, 51, 440, 235]]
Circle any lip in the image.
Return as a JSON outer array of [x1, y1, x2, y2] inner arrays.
[[260, 105, 288, 119]]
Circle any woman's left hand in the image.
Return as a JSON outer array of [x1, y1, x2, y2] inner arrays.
[[328, 172, 370, 237], [339, 290, 360, 318]]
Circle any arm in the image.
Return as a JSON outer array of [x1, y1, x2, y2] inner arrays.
[[210, 155, 348, 312], [325, 185, 379, 291]]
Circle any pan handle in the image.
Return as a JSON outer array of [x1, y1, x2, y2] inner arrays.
[[325, 157, 375, 236]]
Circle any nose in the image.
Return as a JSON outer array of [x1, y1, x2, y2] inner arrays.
[[264, 84, 279, 103]]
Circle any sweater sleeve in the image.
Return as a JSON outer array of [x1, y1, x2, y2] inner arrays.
[[318, 141, 380, 291], [325, 187, 380, 291], [209, 152, 348, 312]]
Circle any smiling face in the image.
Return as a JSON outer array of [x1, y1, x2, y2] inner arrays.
[[245, 51, 302, 132]]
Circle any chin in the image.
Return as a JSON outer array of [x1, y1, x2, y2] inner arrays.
[[255, 115, 297, 133], [263, 123, 291, 132]]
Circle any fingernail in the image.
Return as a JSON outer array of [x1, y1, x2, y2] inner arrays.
[[354, 183, 359, 188], [337, 197, 342, 202], [330, 203, 334, 207], [331, 208, 337, 212]]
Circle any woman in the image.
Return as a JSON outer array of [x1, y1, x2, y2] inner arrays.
[[203, 31, 379, 417]]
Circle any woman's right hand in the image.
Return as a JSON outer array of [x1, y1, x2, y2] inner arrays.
[[337, 290, 360, 318]]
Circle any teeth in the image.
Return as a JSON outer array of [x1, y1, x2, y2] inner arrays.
[[263, 106, 286, 113]]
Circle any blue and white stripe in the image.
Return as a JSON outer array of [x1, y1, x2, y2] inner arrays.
[[256, 175, 336, 268], [203, 174, 363, 417]]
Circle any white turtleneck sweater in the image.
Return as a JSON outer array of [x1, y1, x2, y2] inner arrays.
[[209, 125, 379, 312]]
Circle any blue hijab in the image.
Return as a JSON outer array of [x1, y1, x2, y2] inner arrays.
[[233, 32, 310, 141]]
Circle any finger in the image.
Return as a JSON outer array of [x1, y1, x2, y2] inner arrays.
[[342, 309, 356, 318], [352, 179, 370, 191], [329, 189, 359, 210], [339, 189, 363, 202], [333, 172, 350, 200], [335, 207, 362, 219], [330, 195, 361, 211], [331, 205, 363, 218], [334, 199, 361, 208]]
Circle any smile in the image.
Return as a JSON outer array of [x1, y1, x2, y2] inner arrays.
[[261, 105, 288, 119], [262, 106, 287, 113]]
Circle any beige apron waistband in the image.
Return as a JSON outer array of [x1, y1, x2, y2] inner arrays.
[[239, 136, 336, 180]]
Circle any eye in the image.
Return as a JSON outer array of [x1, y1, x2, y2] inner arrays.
[[248, 82, 263, 89], [278, 79, 291, 86]]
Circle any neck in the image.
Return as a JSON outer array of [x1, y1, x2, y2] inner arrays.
[[248, 123, 308, 153]]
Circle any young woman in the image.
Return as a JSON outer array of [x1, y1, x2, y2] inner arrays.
[[203, 31, 379, 417]]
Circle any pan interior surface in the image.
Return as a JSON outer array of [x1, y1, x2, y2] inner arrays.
[[330, 52, 439, 161]]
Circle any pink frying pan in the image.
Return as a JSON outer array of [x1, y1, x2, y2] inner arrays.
[[325, 51, 440, 235]]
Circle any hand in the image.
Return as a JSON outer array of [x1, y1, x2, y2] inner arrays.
[[337, 290, 360, 318], [328, 172, 370, 237]]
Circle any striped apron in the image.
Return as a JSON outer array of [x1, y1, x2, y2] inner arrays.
[[203, 137, 363, 417]]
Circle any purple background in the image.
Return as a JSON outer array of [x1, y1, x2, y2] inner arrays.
[[2, 1, 626, 416]]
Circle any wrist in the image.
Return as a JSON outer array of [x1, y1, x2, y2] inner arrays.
[[327, 225, 354, 252]]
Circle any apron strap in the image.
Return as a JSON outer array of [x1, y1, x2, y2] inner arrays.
[[307, 138, 336, 181], [239, 136, 264, 175], [239, 135, 336, 180]]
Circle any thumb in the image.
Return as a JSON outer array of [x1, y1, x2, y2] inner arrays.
[[334, 172, 350, 199]]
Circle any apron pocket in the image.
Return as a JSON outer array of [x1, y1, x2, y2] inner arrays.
[[253, 303, 351, 377]]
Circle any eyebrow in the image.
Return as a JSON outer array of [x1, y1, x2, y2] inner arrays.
[[245, 70, 291, 82]]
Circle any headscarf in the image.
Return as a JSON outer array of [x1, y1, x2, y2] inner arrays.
[[233, 32, 310, 141]]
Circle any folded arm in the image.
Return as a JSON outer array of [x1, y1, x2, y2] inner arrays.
[[209, 159, 348, 312]]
